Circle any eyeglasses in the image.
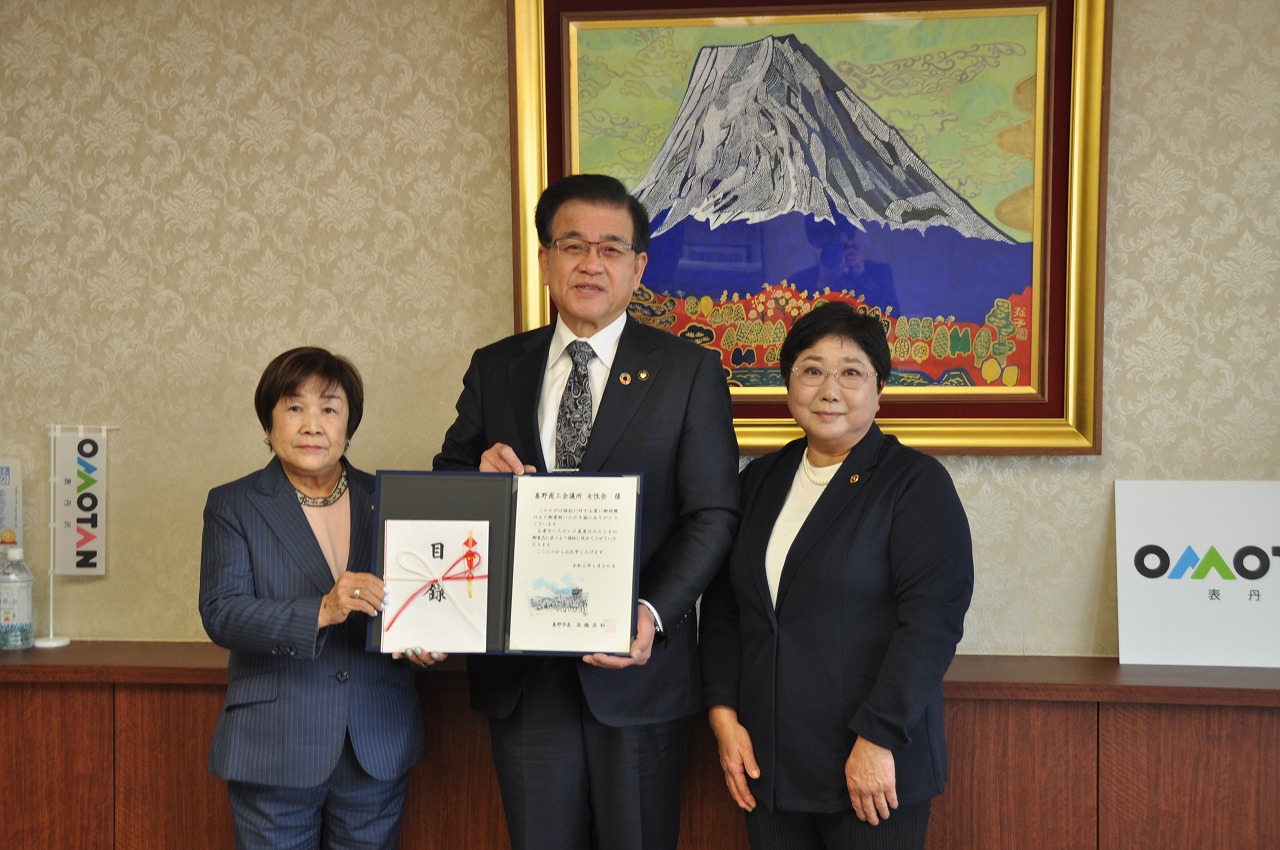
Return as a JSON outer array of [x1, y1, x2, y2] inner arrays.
[[550, 237, 634, 262], [790, 365, 876, 389]]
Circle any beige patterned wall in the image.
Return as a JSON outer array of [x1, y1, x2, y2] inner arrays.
[[1, 0, 1277, 651], [0, 0, 513, 639]]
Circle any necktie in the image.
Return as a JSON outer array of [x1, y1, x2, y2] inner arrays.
[[555, 341, 594, 470]]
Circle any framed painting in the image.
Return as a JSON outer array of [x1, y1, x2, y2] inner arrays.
[[510, 0, 1111, 453]]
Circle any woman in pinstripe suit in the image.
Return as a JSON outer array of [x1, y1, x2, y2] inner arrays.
[[199, 347, 444, 849]]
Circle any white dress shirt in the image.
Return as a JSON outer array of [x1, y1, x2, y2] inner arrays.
[[537, 313, 627, 471], [535, 312, 662, 633]]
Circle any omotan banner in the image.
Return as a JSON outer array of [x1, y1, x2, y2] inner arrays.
[[52, 426, 109, 576], [1115, 480, 1280, 668]]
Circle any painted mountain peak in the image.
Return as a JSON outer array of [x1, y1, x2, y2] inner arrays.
[[633, 33, 1013, 244]]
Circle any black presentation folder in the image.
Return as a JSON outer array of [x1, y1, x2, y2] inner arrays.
[[367, 470, 640, 656]]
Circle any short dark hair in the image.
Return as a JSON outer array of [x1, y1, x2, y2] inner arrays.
[[534, 174, 651, 254], [254, 347, 365, 438], [779, 303, 892, 391]]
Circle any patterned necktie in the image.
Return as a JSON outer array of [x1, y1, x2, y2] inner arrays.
[[555, 340, 595, 470]]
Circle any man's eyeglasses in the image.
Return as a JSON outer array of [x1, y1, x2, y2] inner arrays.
[[790, 365, 876, 390], [550, 238, 634, 262]]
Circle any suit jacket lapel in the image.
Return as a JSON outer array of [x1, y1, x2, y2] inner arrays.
[[249, 457, 340, 596], [744, 447, 802, 618], [578, 319, 659, 472], [775, 426, 886, 607], [347, 466, 375, 573], [508, 327, 553, 471]]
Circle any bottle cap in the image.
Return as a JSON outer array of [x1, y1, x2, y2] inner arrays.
[[6, 547, 21, 560]]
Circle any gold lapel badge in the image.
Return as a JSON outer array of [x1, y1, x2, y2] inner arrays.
[[638, 369, 650, 381], [849, 474, 860, 484]]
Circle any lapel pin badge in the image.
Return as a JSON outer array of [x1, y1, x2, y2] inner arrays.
[[849, 474, 860, 484], [619, 373, 632, 385], [638, 369, 650, 381]]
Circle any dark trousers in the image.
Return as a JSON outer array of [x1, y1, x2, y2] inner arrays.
[[488, 657, 692, 850], [226, 733, 410, 850], [745, 799, 932, 850]]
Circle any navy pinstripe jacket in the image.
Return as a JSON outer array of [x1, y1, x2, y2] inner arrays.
[[199, 457, 424, 787]]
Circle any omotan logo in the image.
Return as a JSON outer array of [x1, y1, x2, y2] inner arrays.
[[1133, 544, 1278, 580], [74, 438, 102, 570]]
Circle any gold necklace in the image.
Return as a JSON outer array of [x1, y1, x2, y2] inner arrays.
[[295, 468, 348, 508], [801, 449, 831, 486]]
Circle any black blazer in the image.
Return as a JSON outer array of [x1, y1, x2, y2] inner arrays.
[[434, 318, 741, 726], [700, 425, 973, 811]]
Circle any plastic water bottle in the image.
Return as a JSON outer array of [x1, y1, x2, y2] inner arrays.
[[0, 546, 34, 649]]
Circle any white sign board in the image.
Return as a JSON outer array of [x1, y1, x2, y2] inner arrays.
[[1115, 480, 1280, 667]]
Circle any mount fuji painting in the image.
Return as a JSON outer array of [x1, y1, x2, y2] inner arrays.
[[636, 36, 1013, 244], [575, 18, 1042, 389]]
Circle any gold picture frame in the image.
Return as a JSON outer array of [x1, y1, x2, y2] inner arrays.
[[509, 0, 1111, 454]]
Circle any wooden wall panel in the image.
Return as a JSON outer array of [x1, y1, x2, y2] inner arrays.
[[397, 673, 751, 850], [927, 699, 1097, 850], [0, 682, 113, 849], [114, 684, 233, 850], [1099, 703, 1280, 849], [400, 674, 509, 849], [678, 715, 750, 849], [7, 648, 1280, 849]]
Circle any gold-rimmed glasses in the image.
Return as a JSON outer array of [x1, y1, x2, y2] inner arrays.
[[790, 365, 875, 390]]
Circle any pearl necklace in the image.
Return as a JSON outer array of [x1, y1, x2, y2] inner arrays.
[[295, 468, 349, 508], [801, 449, 831, 486]]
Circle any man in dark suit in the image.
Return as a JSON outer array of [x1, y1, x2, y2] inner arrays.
[[433, 174, 740, 850]]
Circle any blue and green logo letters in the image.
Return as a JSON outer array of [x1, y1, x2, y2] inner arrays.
[[1133, 545, 1277, 580]]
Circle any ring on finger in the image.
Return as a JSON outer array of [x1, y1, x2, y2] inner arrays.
[[353, 588, 361, 599]]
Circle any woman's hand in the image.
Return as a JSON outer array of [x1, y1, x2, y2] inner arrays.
[[708, 706, 760, 811], [320, 574, 446, 669], [318, 571, 386, 629], [391, 647, 449, 670], [845, 737, 897, 825]]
